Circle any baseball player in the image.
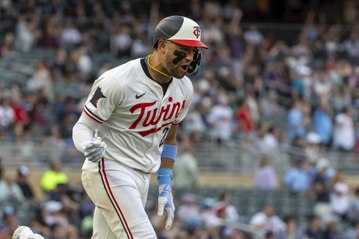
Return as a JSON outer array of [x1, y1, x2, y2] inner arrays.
[[72, 15, 208, 239], [11, 15, 207, 239], [13, 15, 207, 239]]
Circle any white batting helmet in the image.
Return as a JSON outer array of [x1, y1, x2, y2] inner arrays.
[[153, 15, 208, 49]]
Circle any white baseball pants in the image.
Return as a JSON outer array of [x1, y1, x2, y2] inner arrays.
[[81, 158, 156, 239]]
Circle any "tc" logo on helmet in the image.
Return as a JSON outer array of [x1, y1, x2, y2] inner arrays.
[[193, 26, 201, 39]]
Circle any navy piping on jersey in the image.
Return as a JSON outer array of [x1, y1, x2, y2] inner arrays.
[[141, 57, 172, 96], [98, 158, 134, 239], [83, 106, 104, 124]]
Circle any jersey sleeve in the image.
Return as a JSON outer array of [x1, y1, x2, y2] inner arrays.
[[173, 79, 194, 124], [83, 73, 124, 124]]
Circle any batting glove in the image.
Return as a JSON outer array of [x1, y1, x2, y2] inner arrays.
[[187, 49, 202, 76], [157, 169, 175, 230], [83, 130, 107, 163]]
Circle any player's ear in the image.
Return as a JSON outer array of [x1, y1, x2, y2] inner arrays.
[[157, 39, 167, 53]]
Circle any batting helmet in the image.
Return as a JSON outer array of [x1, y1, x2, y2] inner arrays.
[[153, 16, 208, 49]]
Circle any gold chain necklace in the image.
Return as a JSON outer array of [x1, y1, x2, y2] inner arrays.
[[146, 54, 172, 79]]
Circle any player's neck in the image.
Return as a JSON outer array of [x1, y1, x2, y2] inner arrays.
[[146, 53, 172, 84]]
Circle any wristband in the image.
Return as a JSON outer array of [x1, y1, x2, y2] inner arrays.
[[161, 144, 177, 161], [157, 168, 173, 186]]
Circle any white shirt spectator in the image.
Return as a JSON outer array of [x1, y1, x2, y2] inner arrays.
[[314, 74, 331, 100], [333, 111, 355, 150], [75, 48, 92, 79], [261, 133, 279, 149], [244, 26, 263, 45], [60, 22, 81, 46], [0, 98, 14, 127], [131, 38, 149, 58], [113, 26, 132, 53], [250, 205, 286, 235], [330, 182, 350, 216], [207, 95, 234, 142], [15, 17, 36, 51]]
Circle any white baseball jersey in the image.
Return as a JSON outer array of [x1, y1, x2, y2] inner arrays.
[[82, 58, 194, 173]]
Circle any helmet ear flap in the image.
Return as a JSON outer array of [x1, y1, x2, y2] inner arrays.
[[187, 49, 202, 76]]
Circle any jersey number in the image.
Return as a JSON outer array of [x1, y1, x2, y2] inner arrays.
[[159, 127, 169, 147]]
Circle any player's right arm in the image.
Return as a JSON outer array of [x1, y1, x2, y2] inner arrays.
[[73, 72, 123, 162], [72, 113, 106, 162], [72, 112, 99, 153]]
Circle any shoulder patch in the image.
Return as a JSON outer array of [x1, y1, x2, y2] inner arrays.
[[90, 87, 106, 108]]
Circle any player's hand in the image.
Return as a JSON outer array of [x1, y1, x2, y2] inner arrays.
[[157, 184, 175, 230], [83, 130, 107, 163], [187, 49, 202, 75]]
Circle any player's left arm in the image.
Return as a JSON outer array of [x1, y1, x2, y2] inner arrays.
[[160, 123, 179, 168], [157, 123, 179, 230]]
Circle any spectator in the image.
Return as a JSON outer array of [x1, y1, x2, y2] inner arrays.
[[0, 32, 15, 57], [60, 21, 82, 48], [249, 204, 286, 237], [206, 92, 234, 144], [312, 158, 333, 222], [259, 90, 285, 123], [173, 138, 199, 188], [312, 100, 333, 146], [182, 104, 206, 143], [112, 24, 132, 57], [214, 191, 239, 223], [71, 46, 93, 81], [283, 158, 311, 193], [331, 86, 352, 114], [14, 15, 40, 52], [253, 154, 278, 189], [346, 220, 359, 239], [235, 97, 254, 139], [41, 200, 79, 239], [323, 216, 342, 239], [349, 187, 359, 221], [342, 30, 359, 61], [16, 165, 35, 201], [26, 59, 54, 103], [2, 206, 19, 236], [40, 160, 69, 193], [333, 106, 355, 151], [280, 215, 305, 239], [243, 25, 263, 46], [310, 157, 336, 181], [199, 197, 222, 238], [304, 132, 322, 164], [304, 215, 324, 239], [288, 99, 309, 141], [313, 72, 331, 102], [260, 125, 280, 151], [0, 170, 25, 204], [0, 97, 15, 130], [176, 193, 200, 223], [330, 173, 350, 221], [214, 191, 240, 238]]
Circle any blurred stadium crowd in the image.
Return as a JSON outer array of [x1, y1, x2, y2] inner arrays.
[[0, 0, 359, 238]]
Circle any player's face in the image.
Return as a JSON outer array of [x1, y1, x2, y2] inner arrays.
[[164, 41, 197, 78]]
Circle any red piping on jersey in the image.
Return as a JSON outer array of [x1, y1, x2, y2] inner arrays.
[[83, 108, 103, 124], [100, 159, 134, 239]]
